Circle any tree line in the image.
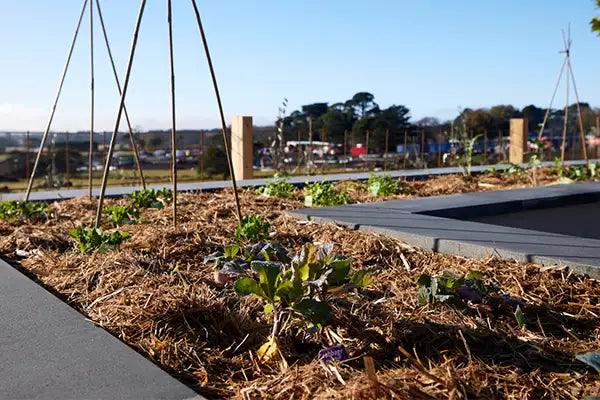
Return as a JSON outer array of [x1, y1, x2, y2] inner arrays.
[[277, 92, 600, 152]]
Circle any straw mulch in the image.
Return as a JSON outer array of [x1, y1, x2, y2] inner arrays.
[[0, 172, 599, 399]]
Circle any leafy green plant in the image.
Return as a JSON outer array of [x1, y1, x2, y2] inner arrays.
[[367, 174, 408, 196], [234, 244, 371, 337], [256, 177, 296, 198], [0, 200, 49, 224], [304, 181, 353, 207], [564, 163, 599, 182], [69, 226, 129, 254], [235, 215, 271, 242], [128, 188, 172, 209], [505, 163, 526, 175], [416, 270, 494, 307], [103, 205, 139, 227]]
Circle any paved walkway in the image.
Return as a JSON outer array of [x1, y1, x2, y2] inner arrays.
[[291, 182, 600, 278], [1, 160, 594, 202], [0, 258, 203, 400]]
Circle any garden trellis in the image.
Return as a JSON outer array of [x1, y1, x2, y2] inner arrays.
[[537, 26, 589, 164], [93, 0, 243, 228], [24, 0, 147, 202]]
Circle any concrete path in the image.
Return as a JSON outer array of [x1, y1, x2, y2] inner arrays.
[[0, 259, 203, 400], [1, 160, 594, 202], [291, 182, 600, 278]]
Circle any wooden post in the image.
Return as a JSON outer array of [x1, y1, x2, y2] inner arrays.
[[420, 130, 425, 161], [509, 118, 528, 164], [483, 130, 488, 163], [384, 129, 389, 171], [232, 116, 253, 180]]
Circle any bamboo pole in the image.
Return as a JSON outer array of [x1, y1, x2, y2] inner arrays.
[[88, 0, 95, 198], [95, 0, 147, 188], [384, 128, 389, 171], [560, 63, 570, 164], [24, 0, 89, 202], [94, 0, 147, 228], [190, 0, 242, 222], [199, 130, 204, 180], [167, 0, 177, 227], [567, 60, 589, 162], [537, 57, 567, 141]]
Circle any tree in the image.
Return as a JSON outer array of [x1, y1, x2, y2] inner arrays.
[[592, 0, 600, 35], [346, 92, 379, 119], [415, 117, 441, 127], [321, 107, 353, 144], [522, 105, 545, 131]]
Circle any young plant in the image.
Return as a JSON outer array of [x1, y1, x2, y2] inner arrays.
[[129, 188, 172, 209], [103, 205, 139, 227], [234, 244, 372, 350], [367, 174, 408, 196], [459, 134, 483, 177], [69, 226, 129, 254], [0, 200, 49, 225], [256, 177, 296, 198], [416, 270, 494, 307], [304, 181, 353, 207], [235, 215, 271, 242]]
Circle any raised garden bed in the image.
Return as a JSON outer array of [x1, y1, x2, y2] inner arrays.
[[1, 168, 599, 399]]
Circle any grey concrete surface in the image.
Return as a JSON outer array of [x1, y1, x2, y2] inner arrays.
[[1, 159, 594, 203], [290, 182, 600, 278], [0, 259, 203, 400]]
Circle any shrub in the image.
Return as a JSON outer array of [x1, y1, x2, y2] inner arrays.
[[69, 226, 129, 254], [304, 182, 353, 207], [103, 205, 139, 227], [256, 177, 296, 198], [367, 174, 408, 196], [0, 201, 48, 225], [129, 188, 172, 209], [235, 215, 271, 242]]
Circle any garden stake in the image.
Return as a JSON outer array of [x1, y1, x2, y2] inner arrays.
[[567, 59, 589, 162], [167, 0, 178, 227], [95, 0, 147, 188], [88, 0, 95, 198], [190, 0, 243, 222], [24, 0, 89, 202], [95, 0, 147, 228]]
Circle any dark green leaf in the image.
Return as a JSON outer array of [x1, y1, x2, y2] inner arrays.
[[294, 299, 332, 325]]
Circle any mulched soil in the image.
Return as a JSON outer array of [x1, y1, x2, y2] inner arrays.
[[1, 171, 599, 399]]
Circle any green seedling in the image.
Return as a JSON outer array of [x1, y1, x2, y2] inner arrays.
[[256, 177, 296, 198], [69, 226, 129, 254], [304, 181, 353, 207], [235, 215, 271, 242], [103, 205, 139, 227], [416, 270, 493, 307], [367, 174, 409, 196], [129, 188, 172, 209], [0, 200, 48, 225]]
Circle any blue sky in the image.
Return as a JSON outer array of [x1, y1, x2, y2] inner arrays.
[[0, 0, 599, 131]]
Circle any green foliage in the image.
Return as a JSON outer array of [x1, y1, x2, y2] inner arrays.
[[563, 163, 599, 181], [505, 163, 526, 175], [459, 134, 483, 177], [592, 0, 600, 35], [416, 270, 494, 307], [128, 188, 172, 209], [69, 226, 129, 254], [367, 174, 408, 196], [256, 177, 296, 198], [0, 201, 48, 225], [103, 205, 139, 227], [229, 243, 373, 336], [304, 181, 353, 207], [235, 215, 271, 242]]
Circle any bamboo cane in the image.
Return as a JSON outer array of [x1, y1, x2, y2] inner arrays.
[[94, 0, 147, 228], [190, 0, 243, 222], [88, 0, 95, 198], [95, 0, 147, 188], [567, 60, 589, 162], [24, 0, 89, 202], [167, 0, 177, 227]]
